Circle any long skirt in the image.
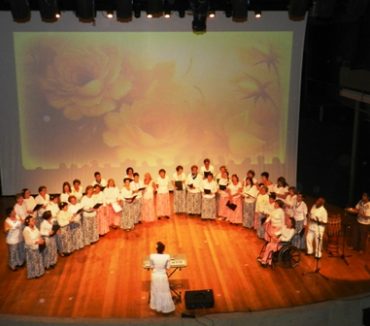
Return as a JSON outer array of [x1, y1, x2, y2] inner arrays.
[[261, 239, 280, 265], [7, 243, 25, 270], [141, 198, 156, 222], [106, 204, 121, 227], [82, 212, 99, 245], [42, 236, 58, 268], [186, 192, 202, 215], [243, 201, 255, 228], [292, 220, 306, 250], [25, 247, 45, 279], [96, 206, 110, 235], [150, 271, 175, 314], [217, 195, 229, 218], [121, 201, 135, 230], [226, 197, 243, 224], [133, 198, 143, 224], [201, 197, 216, 220], [173, 190, 186, 213], [70, 223, 84, 251], [156, 193, 171, 217], [59, 226, 73, 254], [256, 213, 267, 239]]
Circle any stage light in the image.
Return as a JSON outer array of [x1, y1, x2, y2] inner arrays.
[[106, 11, 114, 19], [164, 11, 171, 18], [55, 12, 61, 19], [76, 0, 96, 22], [191, 0, 209, 33], [147, 13, 153, 18], [208, 11, 215, 18], [147, 0, 164, 18], [163, 0, 171, 18], [176, 0, 187, 18], [117, 0, 133, 21], [9, 0, 31, 22], [133, 0, 141, 18], [255, 10, 261, 18], [231, 0, 248, 22], [38, 0, 59, 22]]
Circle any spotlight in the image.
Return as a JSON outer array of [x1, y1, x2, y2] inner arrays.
[[9, 0, 31, 22], [176, 0, 187, 18], [147, 0, 164, 18], [76, 0, 96, 22], [147, 13, 153, 18], [55, 12, 61, 19], [208, 11, 215, 18], [117, 0, 133, 21], [231, 0, 248, 22], [38, 0, 59, 22], [255, 10, 261, 18], [106, 11, 114, 19], [133, 0, 141, 18], [191, 0, 209, 33], [164, 11, 171, 18]]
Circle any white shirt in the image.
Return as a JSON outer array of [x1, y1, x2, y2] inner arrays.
[[356, 200, 370, 225], [293, 201, 308, 222], [309, 205, 328, 232], [266, 207, 285, 229], [285, 194, 297, 217], [243, 185, 259, 203], [57, 210, 72, 227], [40, 220, 53, 237], [71, 187, 83, 202], [23, 226, 41, 250], [93, 192, 105, 204], [92, 178, 107, 188], [103, 187, 120, 204], [131, 180, 144, 199], [201, 179, 218, 199], [143, 182, 155, 200], [156, 176, 170, 194], [60, 192, 71, 203], [150, 253, 170, 274], [186, 173, 203, 193], [218, 177, 229, 197], [68, 203, 82, 223], [35, 194, 50, 206], [24, 196, 36, 212], [46, 202, 60, 220], [255, 193, 270, 214], [277, 226, 296, 242], [121, 187, 134, 200], [5, 217, 23, 245], [200, 165, 215, 178], [80, 195, 95, 211], [228, 182, 242, 197], [14, 202, 28, 221]]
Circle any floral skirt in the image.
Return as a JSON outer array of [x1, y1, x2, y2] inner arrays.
[[201, 197, 216, 220]]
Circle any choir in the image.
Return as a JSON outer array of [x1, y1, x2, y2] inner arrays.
[[3, 160, 367, 278]]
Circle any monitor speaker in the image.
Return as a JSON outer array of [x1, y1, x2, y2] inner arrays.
[[185, 289, 214, 309], [363, 307, 370, 326]]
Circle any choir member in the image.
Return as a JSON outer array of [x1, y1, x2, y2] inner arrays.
[[23, 216, 45, 279], [172, 165, 187, 214], [14, 193, 28, 222], [34, 185, 50, 227], [4, 208, 25, 271], [92, 171, 107, 188], [226, 174, 243, 224], [264, 199, 286, 242], [22, 188, 36, 214], [200, 158, 215, 179], [246, 169, 258, 185], [292, 192, 308, 250], [67, 195, 85, 251], [352, 193, 370, 252], [141, 173, 156, 223], [124, 167, 135, 181], [120, 178, 136, 231], [254, 185, 270, 236], [93, 184, 109, 236], [156, 169, 171, 219], [80, 186, 99, 245], [60, 182, 72, 203], [285, 186, 297, 219], [56, 202, 74, 255], [215, 165, 227, 182], [103, 178, 121, 228], [46, 194, 60, 220], [39, 210, 58, 269], [71, 179, 83, 202], [217, 169, 229, 219], [242, 177, 259, 228], [306, 197, 328, 258], [273, 176, 289, 200], [186, 165, 203, 215], [260, 172, 274, 193], [132, 173, 145, 224], [201, 173, 218, 220], [149, 241, 175, 314]]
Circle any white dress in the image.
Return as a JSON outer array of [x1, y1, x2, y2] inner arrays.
[[149, 253, 175, 314]]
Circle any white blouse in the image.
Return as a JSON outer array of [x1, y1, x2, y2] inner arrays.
[[80, 195, 95, 211], [156, 176, 170, 194], [131, 180, 144, 199], [35, 194, 50, 206], [228, 182, 242, 197], [143, 182, 155, 200], [243, 185, 259, 203], [24, 196, 36, 212], [40, 220, 53, 237], [5, 217, 23, 245], [23, 226, 41, 250], [14, 202, 28, 220], [201, 180, 218, 199], [103, 187, 120, 204], [186, 173, 202, 193], [255, 193, 270, 214], [150, 253, 170, 274], [293, 201, 308, 222]]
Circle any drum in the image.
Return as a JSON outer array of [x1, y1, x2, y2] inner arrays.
[[326, 214, 341, 256]]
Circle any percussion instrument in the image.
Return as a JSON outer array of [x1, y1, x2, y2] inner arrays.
[[326, 214, 341, 256]]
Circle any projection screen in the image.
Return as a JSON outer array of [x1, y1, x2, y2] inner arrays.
[[0, 12, 306, 195]]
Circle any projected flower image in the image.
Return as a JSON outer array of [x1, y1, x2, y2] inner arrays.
[[14, 32, 292, 170]]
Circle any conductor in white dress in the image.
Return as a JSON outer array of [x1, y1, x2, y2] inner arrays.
[[149, 241, 175, 314]]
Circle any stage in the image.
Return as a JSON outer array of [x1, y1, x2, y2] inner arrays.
[[0, 204, 370, 323]]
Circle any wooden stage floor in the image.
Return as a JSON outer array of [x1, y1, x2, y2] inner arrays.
[[0, 212, 370, 319]]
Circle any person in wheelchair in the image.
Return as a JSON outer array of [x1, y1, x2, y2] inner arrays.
[[258, 215, 296, 267]]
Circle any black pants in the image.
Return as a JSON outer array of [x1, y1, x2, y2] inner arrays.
[[352, 222, 369, 251]]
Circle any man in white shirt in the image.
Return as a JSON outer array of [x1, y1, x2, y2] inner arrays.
[[306, 197, 328, 259], [92, 171, 107, 188], [352, 193, 370, 252]]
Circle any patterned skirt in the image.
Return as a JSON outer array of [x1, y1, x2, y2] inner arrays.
[[201, 197, 216, 220], [106, 204, 121, 227], [7, 243, 25, 269], [59, 226, 74, 254], [70, 223, 84, 251], [243, 201, 256, 228], [42, 236, 58, 268], [133, 198, 143, 224], [82, 212, 99, 245], [96, 206, 110, 235], [25, 247, 45, 279], [256, 213, 267, 239], [121, 201, 136, 230], [173, 190, 186, 213], [217, 195, 229, 218], [186, 192, 202, 215], [226, 197, 243, 224], [292, 220, 306, 249], [141, 198, 156, 222], [156, 193, 171, 217]]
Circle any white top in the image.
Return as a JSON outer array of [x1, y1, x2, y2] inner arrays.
[[156, 176, 170, 194], [121, 187, 135, 200], [293, 201, 308, 222], [103, 187, 120, 204], [57, 210, 72, 227], [93, 192, 105, 204], [143, 182, 155, 200], [200, 165, 215, 178], [40, 220, 53, 237], [285, 194, 297, 217], [46, 202, 60, 220], [186, 173, 203, 193], [228, 182, 242, 197], [255, 193, 270, 214], [172, 172, 186, 182], [14, 202, 28, 221], [80, 195, 95, 211], [201, 179, 218, 199], [273, 185, 289, 198], [24, 196, 36, 212], [150, 253, 171, 274], [5, 217, 23, 245], [218, 177, 229, 197], [68, 203, 82, 223], [243, 185, 259, 203], [92, 178, 107, 188], [277, 225, 296, 242], [308, 205, 328, 232], [60, 192, 72, 203], [23, 226, 41, 250], [71, 187, 83, 202], [131, 180, 144, 199], [266, 207, 285, 229], [356, 200, 370, 225], [35, 194, 50, 206]]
